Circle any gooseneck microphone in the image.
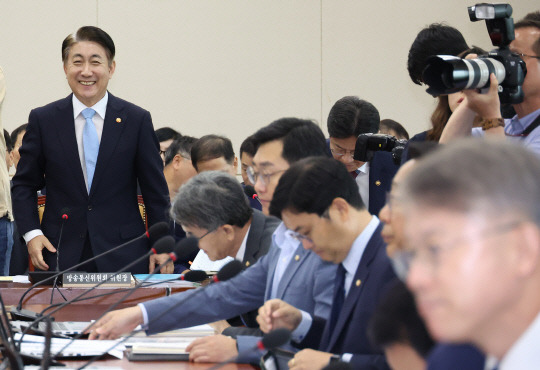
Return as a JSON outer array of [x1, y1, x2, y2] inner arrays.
[[50, 207, 70, 305], [11, 221, 170, 321], [78, 259, 243, 369], [244, 185, 261, 205], [49, 238, 201, 360], [207, 328, 292, 370], [17, 235, 176, 350]]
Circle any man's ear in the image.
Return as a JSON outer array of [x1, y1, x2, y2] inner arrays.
[[172, 154, 183, 170], [328, 197, 350, 222], [513, 222, 540, 277], [221, 224, 235, 241]]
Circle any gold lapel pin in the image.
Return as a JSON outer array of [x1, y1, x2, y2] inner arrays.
[[375, 180, 381, 186], [116, 118, 122, 123], [356, 279, 361, 287], [245, 261, 250, 267], [294, 255, 300, 261]]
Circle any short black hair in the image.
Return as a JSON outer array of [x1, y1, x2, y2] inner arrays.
[[155, 127, 181, 143], [239, 135, 257, 158], [10, 123, 27, 145], [269, 157, 363, 218], [327, 96, 380, 138], [368, 281, 435, 356], [251, 117, 328, 164], [190, 134, 235, 171], [407, 23, 469, 85], [379, 119, 409, 140], [164, 136, 198, 166], [62, 26, 116, 66], [3, 129, 12, 152]]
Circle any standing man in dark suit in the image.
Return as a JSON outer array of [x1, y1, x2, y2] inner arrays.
[[327, 96, 399, 216], [258, 157, 396, 369], [12, 26, 170, 273]]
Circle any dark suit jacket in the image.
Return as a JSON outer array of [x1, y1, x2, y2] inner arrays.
[[325, 139, 398, 216], [368, 152, 399, 216], [300, 223, 396, 369], [12, 93, 169, 273], [427, 343, 485, 370]]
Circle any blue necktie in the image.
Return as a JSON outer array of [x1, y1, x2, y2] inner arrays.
[[328, 263, 346, 334], [82, 108, 99, 192]]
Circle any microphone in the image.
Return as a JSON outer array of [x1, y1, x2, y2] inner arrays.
[[12, 221, 170, 321], [16, 236, 177, 352], [79, 259, 244, 369], [212, 259, 243, 283], [179, 269, 208, 282], [207, 328, 292, 370], [244, 185, 261, 205], [50, 207, 70, 304]]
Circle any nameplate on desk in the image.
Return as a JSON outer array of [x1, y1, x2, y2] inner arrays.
[[62, 272, 132, 287]]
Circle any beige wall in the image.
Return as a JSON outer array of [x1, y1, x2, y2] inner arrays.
[[0, 0, 537, 152]]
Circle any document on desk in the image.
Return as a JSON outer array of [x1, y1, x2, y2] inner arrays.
[[14, 333, 125, 359]]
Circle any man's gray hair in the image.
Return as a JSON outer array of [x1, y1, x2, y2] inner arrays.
[[401, 138, 540, 226], [171, 171, 253, 231]]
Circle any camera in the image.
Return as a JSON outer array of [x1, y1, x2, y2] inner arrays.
[[422, 3, 527, 104], [354, 134, 407, 165]]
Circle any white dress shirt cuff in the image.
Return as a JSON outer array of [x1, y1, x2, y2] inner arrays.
[[341, 353, 352, 362], [291, 310, 312, 342], [137, 303, 150, 330], [23, 229, 44, 244]]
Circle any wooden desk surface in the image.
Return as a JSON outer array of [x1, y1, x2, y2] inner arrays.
[[0, 281, 192, 306], [1, 285, 258, 369]]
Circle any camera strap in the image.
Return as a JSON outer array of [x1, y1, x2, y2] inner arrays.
[[519, 114, 540, 137]]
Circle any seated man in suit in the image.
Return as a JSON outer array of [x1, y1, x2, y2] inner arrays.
[[258, 156, 397, 369], [173, 170, 279, 272], [89, 117, 336, 365], [400, 139, 540, 369], [327, 96, 399, 216], [191, 134, 261, 212]]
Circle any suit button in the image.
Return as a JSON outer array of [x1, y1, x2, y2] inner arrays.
[[88, 205, 92, 211], [79, 233, 85, 239]]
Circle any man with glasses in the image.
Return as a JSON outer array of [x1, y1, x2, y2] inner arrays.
[[89, 117, 336, 366], [257, 156, 396, 369], [397, 138, 540, 369], [327, 96, 399, 216], [440, 14, 540, 156]]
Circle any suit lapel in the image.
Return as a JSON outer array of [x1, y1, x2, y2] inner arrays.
[[326, 224, 383, 350], [55, 95, 87, 196], [243, 211, 264, 268], [275, 244, 307, 299], [89, 93, 127, 196]]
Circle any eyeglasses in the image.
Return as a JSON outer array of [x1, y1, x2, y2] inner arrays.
[[288, 230, 313, 243], [159, 150, 166, 156], [330, 147, 355, 158], [392, 220, 523, 281], [246, 166, 286, 186], [514, 52, 540, 60], [187, 228, 217, 241]]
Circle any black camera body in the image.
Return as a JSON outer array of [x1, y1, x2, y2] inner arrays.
[[422, 3, 527, 104], [354, 134, 407, 165]]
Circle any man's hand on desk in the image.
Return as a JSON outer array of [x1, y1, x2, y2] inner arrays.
[[27, 235, 56, 270], [148, 253, 174, 274], [87, 306, 143, 340], [257, 299, 302, 333], [288, 349, 333, 370], [186, 334, 238, 363]]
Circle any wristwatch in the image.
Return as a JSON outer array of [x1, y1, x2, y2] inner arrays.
[[481, 117, 505, 131]]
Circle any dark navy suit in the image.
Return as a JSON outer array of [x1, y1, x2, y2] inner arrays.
[[300, 223, 396, 369], [12, 93, 169, 273]]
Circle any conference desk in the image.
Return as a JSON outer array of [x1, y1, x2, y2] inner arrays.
[[0, 282, 258, 369]]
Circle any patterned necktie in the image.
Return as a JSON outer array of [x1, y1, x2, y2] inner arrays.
[[82, 108, 99, 192], [328, 263, 346, 334], [350, 170, 359, 179]]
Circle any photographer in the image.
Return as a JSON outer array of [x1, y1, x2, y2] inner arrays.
[[440, 13, 540, 155]]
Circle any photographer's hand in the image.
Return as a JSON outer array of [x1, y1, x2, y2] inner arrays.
[[464, 73, 502, 120]]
